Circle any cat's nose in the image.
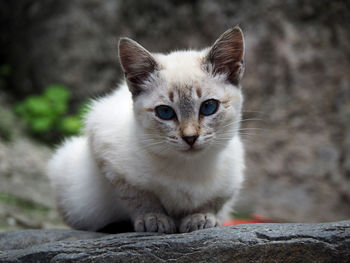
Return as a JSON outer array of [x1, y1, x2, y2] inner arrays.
[[182, 135, 198, 146]]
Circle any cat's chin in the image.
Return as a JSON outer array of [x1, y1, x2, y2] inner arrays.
[[182, 147, 203, 154], [177, 146, 212, 159], [144, 142, 217, 159]]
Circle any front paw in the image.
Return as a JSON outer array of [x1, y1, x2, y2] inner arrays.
[[134, 213, 176, 234], [179, 213, 220, 233]]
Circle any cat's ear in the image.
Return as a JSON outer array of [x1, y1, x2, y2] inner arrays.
[[119, 38, 158, 97], [205, 26, 245, 86]]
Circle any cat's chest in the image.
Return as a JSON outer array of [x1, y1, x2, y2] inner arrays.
[[115, 147, 238, 212], [143, 164, 229, 213], [148, 177, 213, 213]]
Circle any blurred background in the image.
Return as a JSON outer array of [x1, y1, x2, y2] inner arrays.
[[0, 0, 349, 231]]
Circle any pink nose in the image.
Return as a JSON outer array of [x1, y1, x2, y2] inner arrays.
[[182, 135, 198, 146]]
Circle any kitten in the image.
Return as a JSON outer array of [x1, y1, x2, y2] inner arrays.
[[47, 27, 245, 233]]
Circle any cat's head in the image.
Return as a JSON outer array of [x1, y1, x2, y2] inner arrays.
[[119, 27, 245, 158]]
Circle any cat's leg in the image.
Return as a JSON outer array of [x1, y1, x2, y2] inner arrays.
[[116, 179, 177, 234], [100, 169, 177, 234], [179, 213, 220, 233], [134, 213, 176, 234], [178, 196, 231, 233]]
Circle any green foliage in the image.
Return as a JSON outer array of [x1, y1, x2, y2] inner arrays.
[[59, 116, 82, 135], [15, 84, 88, 141]]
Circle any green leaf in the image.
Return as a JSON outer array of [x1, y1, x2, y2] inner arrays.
[[52, 101, 68, 116], [25, 96, 51, 117], [44, 85, 71, 103], [30, 117, 53, 133], [14, 83, 84, 140], [59, 116, 82, 135]]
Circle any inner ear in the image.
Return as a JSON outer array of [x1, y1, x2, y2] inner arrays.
[[118, 38, 158, 97], [205, 27, 245, 86]]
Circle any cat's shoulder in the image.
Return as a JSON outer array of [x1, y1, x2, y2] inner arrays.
[[84, 83, 133, 140], [91, 83, 131, 110], [86, 83, 131, 120]]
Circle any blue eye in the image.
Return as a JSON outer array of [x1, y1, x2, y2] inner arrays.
[[155, 105, 176, 120], [200, 99, 219, 116]]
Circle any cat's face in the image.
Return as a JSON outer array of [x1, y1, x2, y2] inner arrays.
[[119, 27, 245, 157], [132, 52, 243, 157]]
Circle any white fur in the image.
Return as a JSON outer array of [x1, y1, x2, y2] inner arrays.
[[48, 137, 129, 230], [48, 48, 245, 231]]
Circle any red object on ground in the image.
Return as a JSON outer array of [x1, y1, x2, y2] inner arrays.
[[222, 214, 275, 226]]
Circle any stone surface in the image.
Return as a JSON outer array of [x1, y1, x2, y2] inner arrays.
[[0, 94, 64, 231], [0, 135, 65, 231], [0, 0, 350, 223], [0, 221, 349, 262]]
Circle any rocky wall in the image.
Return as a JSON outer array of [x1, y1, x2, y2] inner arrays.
[[1, 0, 350, 222]]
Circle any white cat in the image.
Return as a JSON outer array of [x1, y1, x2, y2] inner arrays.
[[48, 27, 245, 233]]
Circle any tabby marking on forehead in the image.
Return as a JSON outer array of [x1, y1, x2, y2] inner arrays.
[[178, 91, 195, 120], [168, 91, 174, 102], [196, 88, 202, 98]]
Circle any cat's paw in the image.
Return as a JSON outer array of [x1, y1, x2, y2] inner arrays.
[[179, 213, 220, 233], [134, 213, 176, 234]]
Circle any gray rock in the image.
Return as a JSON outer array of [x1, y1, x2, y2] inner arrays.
[[0, 95, 64, 231], [0, 229, 104, 251], [0, 221, 349, 262]]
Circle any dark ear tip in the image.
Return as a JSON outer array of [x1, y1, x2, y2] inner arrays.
[[118, 38, 128, 55], [227, 26, 244, 39], [232, 25, 243, 32], [118, 37, 141, 60], [118, 37, 134, 49], [206, 26, 245, 84]]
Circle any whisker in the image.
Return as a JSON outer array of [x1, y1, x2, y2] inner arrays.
[[239, 133, 273, 139], [141, 141, 165, 148], [242, 110, 267, 115], [139, 138, 159, 142], [157, 144, 172, 155], [221, 118, 266, 129], [239, 118, 266, 123], [238, 128, 268, 132]]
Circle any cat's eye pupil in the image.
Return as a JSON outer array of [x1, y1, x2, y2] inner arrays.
[[155, 105, 176, 120], [200, 99, 219, 116]]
